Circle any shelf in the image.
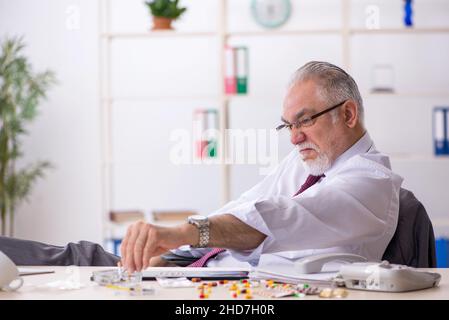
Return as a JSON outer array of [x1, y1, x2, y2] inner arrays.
[[364, 91, 449, 98], [101, 31, 217, 39], [432, 219, 449, 227], [99, 91, 449, 103], [227, 29, 342, 37], [389, 154, 449, 162], [350, 27, 449, 35], [102, 95, 220, 102], [100, 91, 449, 103], [100, 27, 449, 40]]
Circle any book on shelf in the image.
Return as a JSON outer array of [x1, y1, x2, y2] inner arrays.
[[224, 45, 237, 94], [109, 210, 145, 223], [224, 45, 249, 95], [235, 46, 248, 94], [152, 210, 197, 221], [193, 109, 208, 159], [433, 107, 449, 155], [193, 109, 218, 159]]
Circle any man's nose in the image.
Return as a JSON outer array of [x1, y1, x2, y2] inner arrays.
[[290, 128, 306, 145]]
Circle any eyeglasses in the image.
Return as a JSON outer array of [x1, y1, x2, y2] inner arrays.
[[276, 100, 347, 132]]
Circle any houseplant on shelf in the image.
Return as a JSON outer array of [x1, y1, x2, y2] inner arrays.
[[0, 37, 56, 236], [144, 0, 187, 30]]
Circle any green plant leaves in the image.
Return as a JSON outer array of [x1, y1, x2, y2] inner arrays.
[[144, 0, 187, 20], [0, 36, 56, 236]]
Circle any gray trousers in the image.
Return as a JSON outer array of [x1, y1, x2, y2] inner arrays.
[[0, 236, 120, 266]]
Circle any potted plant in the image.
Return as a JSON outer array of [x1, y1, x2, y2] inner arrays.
[[0, 37, 56, 236], [144, 0, 187, 30]]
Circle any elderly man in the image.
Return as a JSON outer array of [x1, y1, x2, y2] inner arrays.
[[0, 61, 402, 271], [120, 61, 403, 273]]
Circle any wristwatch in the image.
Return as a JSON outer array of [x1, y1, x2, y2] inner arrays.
[[187, 215, 210, 248]]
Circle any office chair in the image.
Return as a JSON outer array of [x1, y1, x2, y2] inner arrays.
[[382, 188, 437, 268]]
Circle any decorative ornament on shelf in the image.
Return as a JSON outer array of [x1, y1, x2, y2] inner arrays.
[[403, 0, 413, 27], [433, 107, 449, 156], [144, 0, 187, 31], [251, 0, 292, 29], [370, 64, 395, 93]]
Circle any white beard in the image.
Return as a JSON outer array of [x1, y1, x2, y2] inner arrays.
[[298, 142, 332, 175]]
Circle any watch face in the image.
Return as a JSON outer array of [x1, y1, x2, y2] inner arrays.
[[251, 0, 292, 29], [189, 215, 207, 222]]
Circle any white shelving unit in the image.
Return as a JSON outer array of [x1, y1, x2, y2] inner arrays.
[[98, 0, 449, 243]]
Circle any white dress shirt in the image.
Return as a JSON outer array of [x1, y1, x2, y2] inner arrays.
[[204, 132, 403, 269]]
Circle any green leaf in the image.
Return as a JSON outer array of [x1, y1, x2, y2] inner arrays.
[[0, 36, 56, 231], [5, 161, 52, 206], [144, 0, 187, 19]]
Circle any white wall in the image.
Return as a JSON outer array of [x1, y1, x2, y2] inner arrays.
[[0, 0, 102, 245], [1, 0, 449, 245]]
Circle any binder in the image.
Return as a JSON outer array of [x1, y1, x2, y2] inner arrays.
[[206, 109, 218, 158], [193, 109, 219, 159], [436, 238, 449, 268], [235, 46, 248, 94], [193, 109, 208, 159], [433, 107, 449, 155], [224, 45, 237, 94]]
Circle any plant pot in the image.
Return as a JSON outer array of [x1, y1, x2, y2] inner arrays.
[[152, 16, 173, 30]]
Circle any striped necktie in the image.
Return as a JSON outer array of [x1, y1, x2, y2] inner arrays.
[[293, 174, 325, 197], [187, 248, 225, 267]]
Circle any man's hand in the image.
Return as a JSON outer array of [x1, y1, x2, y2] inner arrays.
[[120, 221, 197, 273]]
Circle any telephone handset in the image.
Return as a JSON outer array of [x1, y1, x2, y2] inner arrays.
[[294, 252, 441, 292], [0, 251, 24, 291], [294, 253, 367, 274]]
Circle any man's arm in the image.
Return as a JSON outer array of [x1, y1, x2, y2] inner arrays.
[[209, 214, 266, 248], [121, 214, 266, 273]]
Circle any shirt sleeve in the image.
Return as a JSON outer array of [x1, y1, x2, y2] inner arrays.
[[225, 155, 404, 263], [209, 149, 299, 217]]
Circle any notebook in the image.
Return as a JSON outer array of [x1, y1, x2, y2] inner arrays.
[[142, 267, 250, 280]]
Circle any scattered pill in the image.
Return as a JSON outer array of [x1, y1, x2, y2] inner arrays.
[[319, 288, 333, 298], [332, 288, 348, 298]]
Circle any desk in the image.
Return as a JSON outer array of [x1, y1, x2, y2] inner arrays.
[[1, 267, 448, 300]]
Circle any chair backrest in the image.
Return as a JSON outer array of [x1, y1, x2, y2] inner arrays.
[[382, 188, 437, 267]]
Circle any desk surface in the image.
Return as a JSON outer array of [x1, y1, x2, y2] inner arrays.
[[1, 267, 448, 300]]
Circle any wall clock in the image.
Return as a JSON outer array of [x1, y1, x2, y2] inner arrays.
[[251, 0, 292, 29]]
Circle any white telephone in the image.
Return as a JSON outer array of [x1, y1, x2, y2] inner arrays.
[[295, 253, 367, 274], [0, 251, 24, 291], [294, 253, 441, 292]]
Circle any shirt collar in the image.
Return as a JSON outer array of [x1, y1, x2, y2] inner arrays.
[[323, 131, 374, 178]]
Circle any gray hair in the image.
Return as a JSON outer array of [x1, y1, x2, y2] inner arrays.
[[288, 61, 364, 126]]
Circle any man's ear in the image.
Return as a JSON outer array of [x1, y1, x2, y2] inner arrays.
[[342, 100, 358, 128]]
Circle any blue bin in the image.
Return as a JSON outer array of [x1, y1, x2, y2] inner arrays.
[[436, 238, 449, 267]]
